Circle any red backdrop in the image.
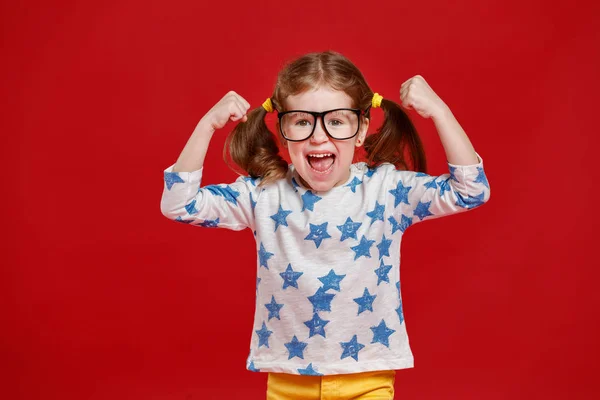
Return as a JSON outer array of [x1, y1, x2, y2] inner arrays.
[[3, 1, 599, 399]]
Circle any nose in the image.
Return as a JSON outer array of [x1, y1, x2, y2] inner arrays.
[[310, 116, 329, 144]]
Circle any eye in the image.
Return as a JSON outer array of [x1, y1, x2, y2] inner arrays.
[[295, 119, 312, 126], [328, 119, 344, 126]]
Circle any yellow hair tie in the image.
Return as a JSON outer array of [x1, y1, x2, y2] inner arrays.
[[262, 98, 274, 113], [372, 93, 383, 108]]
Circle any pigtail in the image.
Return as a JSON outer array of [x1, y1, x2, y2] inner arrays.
[[363, 98, 427, 173], [223, 105, 288, 186]]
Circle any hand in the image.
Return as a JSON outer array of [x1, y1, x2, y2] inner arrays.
[[200, 91, 251, 131], [399, 75, 449, 120]]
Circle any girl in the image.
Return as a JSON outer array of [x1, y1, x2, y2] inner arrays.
[[160, 51, 490, 399]]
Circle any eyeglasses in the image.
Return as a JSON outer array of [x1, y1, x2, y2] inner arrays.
[[278, 107, 370, 142]]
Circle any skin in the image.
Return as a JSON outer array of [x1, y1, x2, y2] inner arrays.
[[279, 86, 369, 193]]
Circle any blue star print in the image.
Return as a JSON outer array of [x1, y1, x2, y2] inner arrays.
[[298, 363, 323, 376], [455, 192, 485, 209], [376, 234, 392, 259], [413, 200, 434, 220], [318, 269, 346, 292], [396, 302, 404, 324], [255, 322, 273, 348], [474, 167, 489, 188], [185, 199, 198, 214], [198, 218, 219, 228], [304, 222, 332, 248], [285, 335, 308, 360], [308, 287, 335, 313], [258, 243, 274, 270], [449, 165, 459, 182], [366, 201, 385, 225], [351, 235, 375, 260], [205, 185, 240, 206], [250, 193, 257, 210], [336, 217, 362, 242], [256, 277, 261, 293], [388, 214, 412, 234], [164, 172, 184, 190], [280, 264, 303, 289], [175, 216, 194, 224], [354, 288, 377, 315], [291, 177, 300, 192], [345, 177, 362, 193], [365, 166, 377, 178], [374, 259, 392, 285], [416, 172, 428, 177], [424, 179, 438, 190], [437, 178, 451, 196], [243, 176, 258, 186], [340, 335, 365, 361], [370, 319, 396, 347], [301, 190, 322, 212], [265, 295, 284, 321], [248, 361, 260, 372], [270, 205, 293, 232], [304, 312, 330, 338], [389, 181, 412, 207]]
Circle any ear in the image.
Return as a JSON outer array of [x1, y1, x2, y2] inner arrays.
[[355, 117, 369, 148]]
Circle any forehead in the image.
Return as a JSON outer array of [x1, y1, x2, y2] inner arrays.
[[284, 86, 353, 111]]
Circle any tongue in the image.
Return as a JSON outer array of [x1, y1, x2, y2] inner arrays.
[[308, 155, 335, 172]]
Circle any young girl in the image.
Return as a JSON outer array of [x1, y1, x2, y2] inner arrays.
[[160, 51, 490, 399]]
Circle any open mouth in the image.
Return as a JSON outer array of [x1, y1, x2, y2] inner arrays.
[[306, 153, 336, 173]]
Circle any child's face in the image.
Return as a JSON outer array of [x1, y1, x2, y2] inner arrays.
[[281, 86, 369, 193]]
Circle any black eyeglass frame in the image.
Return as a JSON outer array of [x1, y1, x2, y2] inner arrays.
[[277, 106, 372, 142]]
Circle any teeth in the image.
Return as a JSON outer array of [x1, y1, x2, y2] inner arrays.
[[307, 153, 333, 158]]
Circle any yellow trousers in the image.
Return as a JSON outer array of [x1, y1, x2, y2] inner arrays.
[[266, 370, 395, 400]]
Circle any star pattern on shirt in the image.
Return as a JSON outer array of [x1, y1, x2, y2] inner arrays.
[[291, 177, 300, 192], [424, 179, 438, 190], [389, 181, 412, 207], [365, 166, 377, 178], [366, 201, 385, 225], [336, 217, 362, 242], [256, 277, 261, 294], [265, 295, 284, 321], [304, 222, 332, 248], [353, 288, 377, 315], [389, 214, 413, 235], [250, 193, 257, 210], [198, 218, 219, 228], [340, 334, 365, 361], [164, 172, 185, 190], [304, 312, 330, 338], [307, 287, 335, 313], [298, 363, 323, 376], [270, 205, 293, 232], [280, 264, 303, 289], [255, 322, 273, 348], [185, 199, 198, 215], [474, 166, 489, 188], [437, 178, 451, 196], [455, 191, 485, 209], [370, 319, 396, 347], [301, 190, 322, 212], [175, 216, 194, 224], [351, 235, 375, 260], [396, 301, 404, 324], [449, 165, 460, 182], [248, 361, 260, 372], [243, 176, 258, 186], [345, 177, 363, 193], [376, 234, 392, 259], [205, 185, 240, 206], [413, 200, 434, 220], [285, 335, 308, 360], [318, 269, 346, 292], [258, 243, 274, 270], [374, 259, 392, 285]]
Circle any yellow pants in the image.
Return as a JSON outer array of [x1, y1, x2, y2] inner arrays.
[[266, 370, 395, 400]]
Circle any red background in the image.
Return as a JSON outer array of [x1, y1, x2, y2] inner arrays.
[[2, 1, 599, 399]]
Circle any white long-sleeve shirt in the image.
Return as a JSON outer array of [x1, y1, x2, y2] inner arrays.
[[160, 153, 491, 376]]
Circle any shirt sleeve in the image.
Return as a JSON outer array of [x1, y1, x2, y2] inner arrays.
[[388, 152, 491, 231], [160, 164, 261, 231]]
